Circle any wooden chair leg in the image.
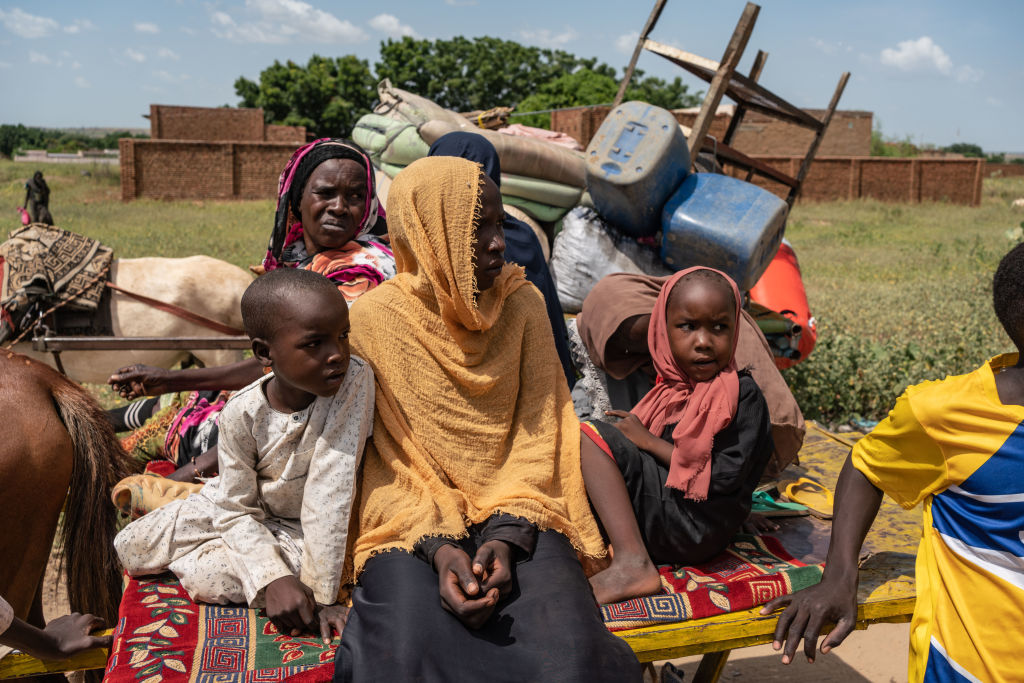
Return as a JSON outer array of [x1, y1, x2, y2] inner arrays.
[[693, 650, 732, 683]]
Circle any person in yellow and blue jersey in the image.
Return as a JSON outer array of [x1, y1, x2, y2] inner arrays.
[[760, 241, 1024, 683]]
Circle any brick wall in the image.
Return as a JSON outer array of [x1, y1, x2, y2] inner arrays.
[[264, 124, 306, 142], [550, 106, 870, 156], [726, 156, 983, 206], [987, 163, 1024, 178], [549, 107, 612, 150], [729, 110, 871, 156], [120, 139, 297, 200], [149, 105, 265, 142]]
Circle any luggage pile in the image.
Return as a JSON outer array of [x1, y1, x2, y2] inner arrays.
[[353, 84, 814, 366]]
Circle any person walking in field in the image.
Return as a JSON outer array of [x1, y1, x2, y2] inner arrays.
[[762, 241, 1024, 682], [23, 171, 53, 225]]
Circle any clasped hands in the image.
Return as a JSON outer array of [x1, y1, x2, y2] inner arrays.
[[263, 575, 348, 644], [433, 540, 514, 629]]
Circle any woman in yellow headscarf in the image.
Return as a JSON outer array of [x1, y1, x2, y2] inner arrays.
[[334, 157, 640, 682]]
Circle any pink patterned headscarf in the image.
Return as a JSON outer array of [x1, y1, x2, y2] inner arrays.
[[263, 138, 386, 271], [629, 267, 742, 500]]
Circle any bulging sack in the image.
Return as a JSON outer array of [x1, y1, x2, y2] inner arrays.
[[549, 208, 671, 313]]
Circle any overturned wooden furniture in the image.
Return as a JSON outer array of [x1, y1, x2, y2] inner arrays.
[[616, 1, 850, 205]]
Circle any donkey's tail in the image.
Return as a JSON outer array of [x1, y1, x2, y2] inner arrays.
[[49, 378, 140, 624]]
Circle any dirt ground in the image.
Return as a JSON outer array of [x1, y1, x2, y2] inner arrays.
[[655, 623, 910, 682]]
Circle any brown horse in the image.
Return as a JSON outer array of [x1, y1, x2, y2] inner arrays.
[[0, 351, 138, 631]]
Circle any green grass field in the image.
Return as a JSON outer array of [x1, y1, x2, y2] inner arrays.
[[5, 160, 1024, 423]]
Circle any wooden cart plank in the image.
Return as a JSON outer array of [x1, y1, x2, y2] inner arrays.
[[0, 629, 112, 679]]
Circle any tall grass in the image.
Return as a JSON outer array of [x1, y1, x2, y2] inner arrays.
[[4, 160, 1023, 422], [783, 177, 1024, 422]]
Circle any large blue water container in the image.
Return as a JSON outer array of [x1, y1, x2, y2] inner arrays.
[[585, 101, 690, 238], [661, 173, 788, 290]]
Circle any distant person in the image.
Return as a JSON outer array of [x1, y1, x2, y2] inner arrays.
[[761, 242, 1024, 682], [23, 171, 53, 225]]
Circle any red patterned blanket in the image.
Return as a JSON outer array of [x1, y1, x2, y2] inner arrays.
[[106, 535, 820, 680], [105, 575, 337, 683], [601, 534, 823, 631]]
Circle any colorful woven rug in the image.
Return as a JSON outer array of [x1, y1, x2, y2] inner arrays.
[[601, 534, 823, 631], [105, 574, 337, 683]]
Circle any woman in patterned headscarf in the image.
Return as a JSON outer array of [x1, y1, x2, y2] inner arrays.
[[262, 138, 395, 304], [107, 139, 395, 479]]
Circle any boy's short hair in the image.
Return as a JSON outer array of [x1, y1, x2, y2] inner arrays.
[[994, 243, 1024, 345], [241, 268, 343, 340], [670, 269, 736, 310]]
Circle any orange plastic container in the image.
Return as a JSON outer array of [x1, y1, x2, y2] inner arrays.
[[749, 241, 816, 369]]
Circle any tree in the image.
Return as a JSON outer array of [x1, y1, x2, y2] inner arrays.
[[236, 38, 702, 135], [943, 142, 984, 158], [375, 36, 597, 112], [234, 54, 376, 138]]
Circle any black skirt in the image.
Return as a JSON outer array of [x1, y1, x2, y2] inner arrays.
[[588, 372, 773, 566], [334, 529, 641, 683]]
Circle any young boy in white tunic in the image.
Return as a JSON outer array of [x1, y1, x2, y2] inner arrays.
[[114, 268, 373, 642]]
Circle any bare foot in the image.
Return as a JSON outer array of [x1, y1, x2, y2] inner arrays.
[[742, 512, 780, 534], [588, 556, 662, 605]]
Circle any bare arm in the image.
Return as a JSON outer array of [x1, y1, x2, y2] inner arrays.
[[109, 358, 263, 399], [1, 613, 111, 660], [760, 455, 883, 663]]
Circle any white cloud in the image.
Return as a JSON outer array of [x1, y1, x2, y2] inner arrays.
[[0, 61, 12, 69], [72, 61, 81, 69], [986, 96, 1002, 107], [181, 26, 197, 36], [369, 13, 416, 39], [0, 8, 59, 38], [954, 64, 983, 83], [211, 0, 367, 44], [518, 26, 578, 48], [158, 47, 180, 60], [154, 70, 189, 83], [125, 48, 146, 63], [615, 31, 639, 55], [134, 21, 160, 34], [880, 36, 951, 73], [445, 0, 478, 5], [74, 76, 90, 88], [28, 50, 51, 64], [879, 35, 982, 85], [63, 19, 95, 34], [810, 37, 852, 55]]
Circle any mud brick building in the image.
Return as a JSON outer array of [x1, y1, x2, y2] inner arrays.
[[120, 105, 307, 201]]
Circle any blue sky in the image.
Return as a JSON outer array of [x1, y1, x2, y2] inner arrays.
[[1, 0, 1021, 152]]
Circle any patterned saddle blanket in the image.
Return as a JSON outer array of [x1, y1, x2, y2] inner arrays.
[[0, 223, 113, 342]]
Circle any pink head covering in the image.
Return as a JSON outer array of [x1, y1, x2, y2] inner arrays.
[[629, 266, 742, 500]]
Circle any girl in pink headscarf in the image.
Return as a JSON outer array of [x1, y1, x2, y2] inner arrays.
[[580, 267, 774, 605]]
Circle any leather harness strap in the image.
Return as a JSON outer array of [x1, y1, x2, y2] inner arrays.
[[105, 283, 243, 336]]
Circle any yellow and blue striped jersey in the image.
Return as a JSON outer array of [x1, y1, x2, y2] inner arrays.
[[852, 354, 1024, 683]]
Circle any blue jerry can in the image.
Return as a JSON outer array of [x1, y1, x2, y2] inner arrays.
[[661, 173, 788, 291], [585, 101, 690, 238]]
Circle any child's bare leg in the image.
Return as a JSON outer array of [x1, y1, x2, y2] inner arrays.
[[580, 436, 661, 604]]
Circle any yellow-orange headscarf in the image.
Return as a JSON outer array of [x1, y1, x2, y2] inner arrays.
[[347, 157, 604, 575]]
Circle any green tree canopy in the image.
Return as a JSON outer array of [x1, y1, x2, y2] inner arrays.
[[516, 67, 699, 128], [235, 54, 376, 138], [235, 37, 701, 136], [943, 142, 985, 158]]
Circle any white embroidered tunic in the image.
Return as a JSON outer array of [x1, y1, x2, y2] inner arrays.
[[114, 357, 374, 607]]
